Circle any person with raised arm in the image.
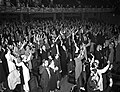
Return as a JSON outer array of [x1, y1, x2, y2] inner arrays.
[[87, 58, 110, 92]]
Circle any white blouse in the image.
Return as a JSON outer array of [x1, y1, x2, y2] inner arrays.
[[5, 52, 16, 73]]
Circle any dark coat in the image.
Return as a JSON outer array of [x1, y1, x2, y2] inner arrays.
[[115, 43, 120, 63], [50, 44, 57, 57], [41, 50, 48, 60], [0, 63, 6, 83], [0, 50, 9, 79], [58, 45, 68, 76], [48, 68, 57, 91], [40, 67, 50, 92], [54, 58, 61, 80]]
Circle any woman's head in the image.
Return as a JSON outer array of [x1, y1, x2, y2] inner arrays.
[[96, 45, 102, 51], [93, 60, 99, 68]]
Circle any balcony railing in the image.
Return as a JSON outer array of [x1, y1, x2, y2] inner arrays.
[[0, 6, 114, 13]]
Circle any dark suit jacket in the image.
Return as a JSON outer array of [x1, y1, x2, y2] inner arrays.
[[115, 43, 120, 63], [40, 68, 50, 92], [51, 45, 57, 57], [41, 50, 48, 60], [0, 50, 9, 78]]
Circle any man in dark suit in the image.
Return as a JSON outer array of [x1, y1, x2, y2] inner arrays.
[[113, 34, 120, 74], [54, 54, 61, 89], [39, 60, 50, 92], [0, 44, 9, 80], [94, 44, 104, 68], [0, 44, 7, 92]]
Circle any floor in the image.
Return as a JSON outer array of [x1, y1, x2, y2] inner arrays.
[[30, 76, 120, 92], [9, 75, 120, 92], [57, 76, 74, 92]]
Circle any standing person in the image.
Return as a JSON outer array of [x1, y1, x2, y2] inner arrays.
[[5, 46, 21, 91], [0, 45, 6, 91], [5, 47, 17, 74], [24, 45, 33, 72], [90, 32, 96, 54], [67, 58, 75, 84], [96, 31, 105, 46], [15, 59, 30, 92], [113, 34, 120, 74], [1, 46, 9, 79], [87, 59, 110, 92], [58, 39, 68, 78], [39, 60, 50, 92], [48, 58, 58, 92], [74, 52, 83, 91], [54, 54, 61, 90], [94, 45, 104, 68], [103, 43, 114, 92], [41, 45, 49, 61]]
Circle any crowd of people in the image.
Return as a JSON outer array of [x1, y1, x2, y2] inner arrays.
[[0, 18, 120, 92], [1, 0, 116, 8]]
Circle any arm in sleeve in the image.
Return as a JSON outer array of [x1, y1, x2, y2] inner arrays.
[[98, 61, 110, 74]]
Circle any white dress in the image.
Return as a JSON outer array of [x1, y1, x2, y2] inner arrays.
[[5, 52, 21, 90], [5, 52, 16, 73], [75, 56, 82, 81]]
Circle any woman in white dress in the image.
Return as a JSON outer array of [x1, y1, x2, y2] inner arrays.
[[5, 47, 21, 90], [5, 48, 17, 73]]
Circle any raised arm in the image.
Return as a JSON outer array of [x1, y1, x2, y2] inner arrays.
[[90, 54, 95, 70], [90, 54, 95, 66], [98, 61, 110, 74]]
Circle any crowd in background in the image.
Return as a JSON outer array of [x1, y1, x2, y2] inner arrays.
[[1, 0, 117, 8], [0, 19, 120, 92]]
